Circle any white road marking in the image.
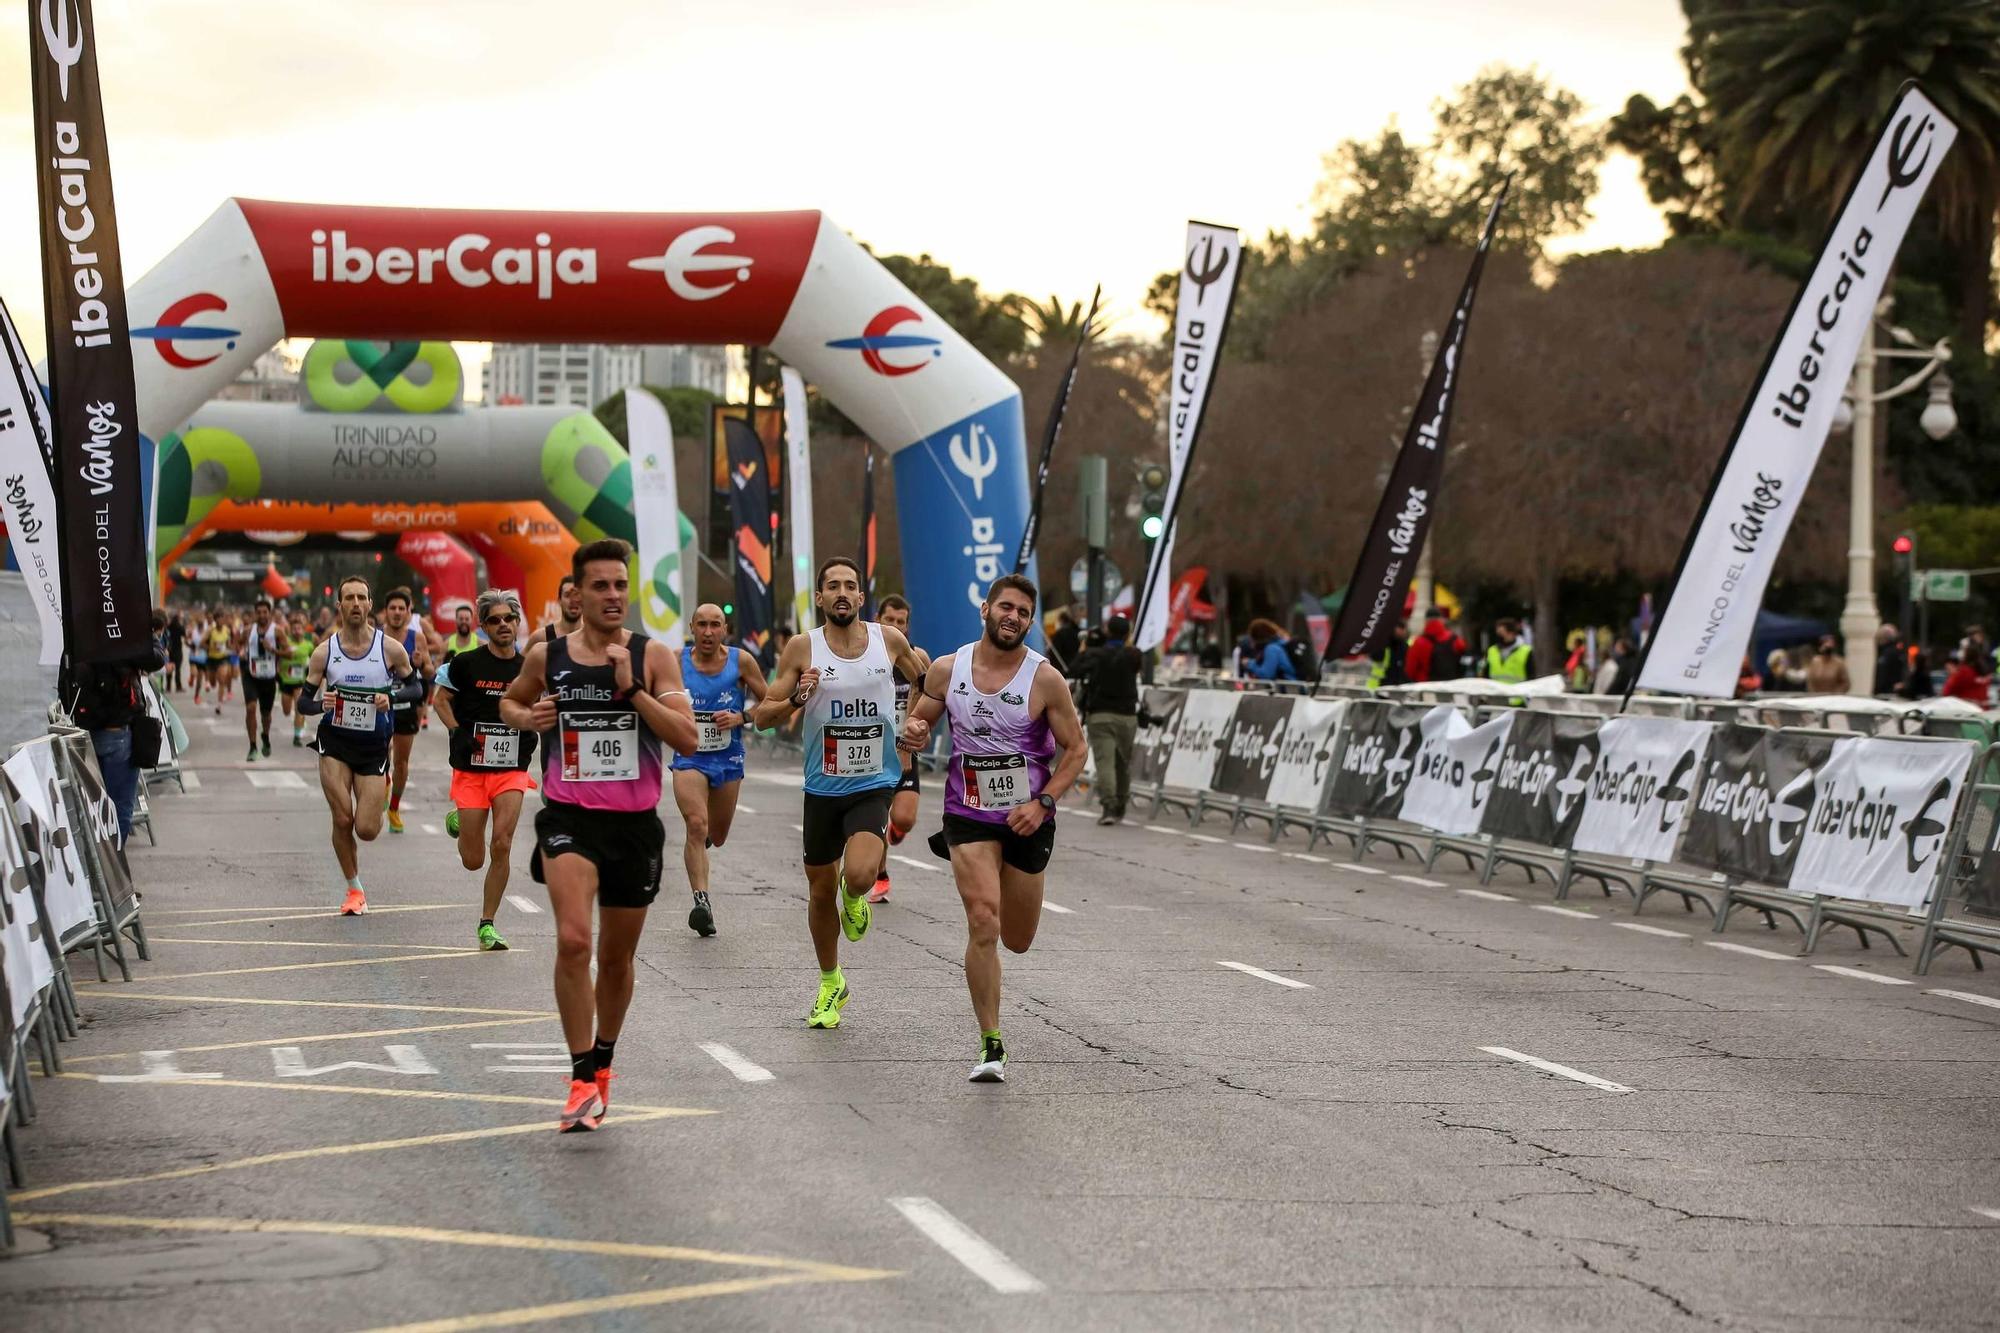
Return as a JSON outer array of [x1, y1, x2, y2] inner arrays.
[[1532, 905, 1597, 919], [1108, 905, 1157, 912], [245, 770, 307, 789], [1216, 960, 1312, 990], [1042, 902, 1075, 915], [1929, 989, 2000, 1011], [1285, 852, 1330, 864], [1970, 1207, 2000, 1222], [889, 1197, 1045, 1294], [1480, 1046, 1632, 1093], [889, 854, 938, 874], [750, 770, 805, 787], [272, 1044, 437, 1078], [98, 1051, 223, 1083], [421, 823, 441, 836], [470, 1043, 566, 1048], [1336, 864, 1383, 876], [791, 823, 805, 833], [1706, 941, 1793, 960], [180, 771, 202, 790], [699, 1042, 776, 1083], [1616, 922, 1689, 939], [1187, 833, 1226, 844], [1144, 824, 1184, 835], [1395, 875, 1444, 888], [735, 802, 758, 815], [1232, 842, 1275, 854], [505, 893, 543, 915], [1457, 889, 1516, 902], [1812, 964, 1913, 986], [472, 1042, 569, 1074]]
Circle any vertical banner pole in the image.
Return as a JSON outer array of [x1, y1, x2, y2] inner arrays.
[[857, 441, 877, 620], [1014, 284, 1101, 574]]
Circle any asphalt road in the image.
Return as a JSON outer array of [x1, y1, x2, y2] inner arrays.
[[5, 698, 2000, 1331]]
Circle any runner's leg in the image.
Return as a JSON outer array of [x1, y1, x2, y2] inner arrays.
[[457, 805, 490, 872], [841, 828, 886, 896], [672, 768, 711, 895], [594, 905, 648, 1044], [244, 688, 259, 753], [806, 860, 843, 970], [352, 773, 387, 842], [999, 862, 1045, 954], [707, 781, 741, 848], [544, 854, 599, 1054], [390, 733, 413, 810], [951, 840, 1007, 1033], [319, 756, 360, 881], [483, 789, 524, 923]]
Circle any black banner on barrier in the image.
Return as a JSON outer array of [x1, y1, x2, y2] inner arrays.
[[1683, 725, 1836, 886], [1327, 701, 1426, 819], [54, 729, 133, 911], [31, 0, 152, 663], [1133, 688, 1185, 789], [1211, 694, 1295, 802], [1480, 712, 1600, 849]]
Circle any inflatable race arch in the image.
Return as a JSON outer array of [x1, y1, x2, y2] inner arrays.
[[129, 201, 1032, 652]]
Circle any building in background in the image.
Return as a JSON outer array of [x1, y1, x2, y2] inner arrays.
[[640, 344, 732, 398], [481, 343, 644, 408], [216, 346, 300, 403]]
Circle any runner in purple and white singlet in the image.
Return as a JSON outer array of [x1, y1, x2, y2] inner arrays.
[[900, 573, 1087, 1084]]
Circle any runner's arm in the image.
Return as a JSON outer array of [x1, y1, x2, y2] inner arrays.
[[897, 654, 953, 751], [499, 643, 555, 731], [715, 649, 769, 729], [296, 641, 333, 714], [635, 636, 699, 756], [431, 659, 459, 731], [880, 625, 932, 690], [748, 635, 816, 729], [383, 636, 423, 709]]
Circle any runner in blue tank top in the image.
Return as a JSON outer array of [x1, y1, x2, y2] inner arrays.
[[670, 603, 769, 938], [899, 573, 1087, 1084]]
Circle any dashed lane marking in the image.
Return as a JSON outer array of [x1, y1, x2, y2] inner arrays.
[[736, 802, 759, 814], [1187, 833, 1226, 844], [75, 949, 486, 986], [889, 1196, 1044, 1294], [1232, 842, 1275, 854], [1286, 852, 1330, 864], [700, 1042, 776, 1083], [792, 823, 805, 833], [1531, 905, 1597, 919], [1335, 864, 1383, 876], [1480, 1046, 1633, 1093], [1929, 989, 2000, 1011], [245, 769, 308, 789], [1970, 1207, 2000, 1222], [1394, 875, 1444, 887], [1457, 889, 1515, 902], [505, 893, 543, 914], [1042, 902, 1076, 915], [66, 1016, 554, 1066], [1216, 960, 1312, 990], [888, 854, 938, 874], [180, 771, 202, 790], [474, 1043, 571, 1074], [1706, 941, 1795, 960], [1812, 964, 1913, 986], [1615, 922, 1689, 939], [1144, 824, 1184, 835], [421, 822, 441, 836]]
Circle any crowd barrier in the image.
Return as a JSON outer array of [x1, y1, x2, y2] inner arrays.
[[1132, 681, 1999, 977]]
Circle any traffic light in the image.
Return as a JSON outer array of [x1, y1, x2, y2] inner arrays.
[[1139, 462, 1169, 540], [1893, 532, 1915, 555]]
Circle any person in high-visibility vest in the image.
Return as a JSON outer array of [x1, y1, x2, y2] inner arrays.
[[1366, 622, 1411, 690], [1485, 618, 1533, 686]]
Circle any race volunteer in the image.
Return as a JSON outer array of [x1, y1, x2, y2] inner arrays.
[[868, 594, 924, 903], [236, 597, 290, 761], [751, 557, 929, 1031], [670, 603, 769, 938], [900, 573, 1087, 1083], [380, 587, 434, 835], [434, 588, 537, 953], [501, 539, 698, 1133]]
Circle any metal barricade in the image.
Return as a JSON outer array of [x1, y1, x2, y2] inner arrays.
[[1916, 741, 2000, 974]]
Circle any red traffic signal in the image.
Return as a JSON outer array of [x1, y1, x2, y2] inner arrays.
[[1892, 533, 1915, 554]]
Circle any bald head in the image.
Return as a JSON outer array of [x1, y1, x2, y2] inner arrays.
[[691, 602, 729, 652]]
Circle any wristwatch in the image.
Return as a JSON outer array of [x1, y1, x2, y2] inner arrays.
[[1036, 794, 1057, 812]]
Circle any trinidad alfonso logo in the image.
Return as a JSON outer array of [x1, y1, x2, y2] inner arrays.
[[130, 293, 240, 368], [827, 306, 941, 376]]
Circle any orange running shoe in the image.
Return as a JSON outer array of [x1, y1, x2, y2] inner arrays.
[[560, 1078, 604, 1133], [340, 886, 367, 916], [866, 875, 890, 904], [594, 1066, 616, 1119]]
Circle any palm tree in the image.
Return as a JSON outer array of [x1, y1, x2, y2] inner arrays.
[[1693, 0, 2000, 350]]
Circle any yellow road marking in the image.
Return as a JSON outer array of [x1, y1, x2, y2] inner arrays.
[[158, 904, 462, 929], [14, 1105, 702, 1203], [77, 950, 485, 984], [11, 1210, 899, 1283], [51, 1070, 706, 1115], [62, 1015, 556, 1065], [366, 1275, 825, 1331], [149, 905, 460, 915], [150, 936, 478, 952], [78, 991, 551, 1017]]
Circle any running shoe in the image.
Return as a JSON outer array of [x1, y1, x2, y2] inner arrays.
[[688, 891, 716, 937], [246, 744, 258, 762], [594, 1066, 616, 1118], [444, 809, 461, 838], [866, 875, 891, 904], [386, 808, 405, 835], [968, 1035, 1007, 1083], [261, 735, 272, 758], [340, 886, 368, 916], [807, 973, 850, 1029], [559, 1078, 604, 1132], [477, 922, 508, 951], [292, 732, 303, 747], [837, 875, 872, 942]]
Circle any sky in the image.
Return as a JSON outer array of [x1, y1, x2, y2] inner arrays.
[[0, 0, 1691, 378]]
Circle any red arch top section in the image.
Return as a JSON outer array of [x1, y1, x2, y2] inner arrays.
[[232, 200, 823, 344]]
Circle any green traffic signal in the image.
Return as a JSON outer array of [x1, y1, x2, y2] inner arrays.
[[723, 603, 734, 614], [1141, 515, 1165, 540]]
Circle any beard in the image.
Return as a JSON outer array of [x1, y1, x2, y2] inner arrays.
[[824, 605, 858, 628], [984, 617, 1026, 650]]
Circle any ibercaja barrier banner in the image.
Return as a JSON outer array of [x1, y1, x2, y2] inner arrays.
[[0, 772, 55, 1034], [1163, 690, 1237, 792], [1210, 693, 1296, 802], [1133, 688, 1185, 789], [3, 743, 93, 944], [31, 0, 153, 663], [1570, 717, 1715, 863], [1682, 725, 1839, 887], [1398, 707, 1513, 838], [1789, 736, 1974, 910], [1638, 85, 1957, 697], [53, 728, 134, 912], [1266, 698, 1346, 813], [1327, 700, 1429, 820], [1480, 711, 1600, 849]]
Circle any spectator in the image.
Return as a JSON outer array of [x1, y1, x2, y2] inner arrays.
[[1736, 654, 1763, 698], [1484, 618, 1532, 686], [1875, 624, 1908, 697], [1562, 633, 1592, 693], [1899, 644, 1935, 700], [1941, 651, 1990, 705], [1406, 612, 1467, 684], [1765, 648, 1806, 692], [1196, 637, 1224, 671], [164, 610, 186, 692], [1049, 605, 1083, 674], [1595, 637, 1636, 695], [1367, 621, 1411, 689], [1076, 614, 1144, 825], [1961, 625, 1994, 677], [1805, 636, 1851, 694], [62, 640, 166, 842], [1240, 618, 1297, 682]]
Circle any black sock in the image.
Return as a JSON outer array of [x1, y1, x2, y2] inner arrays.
[[593, 1037, 616, 1072], [479, 918, 493, 929], [570, 1049, 595, 1083]]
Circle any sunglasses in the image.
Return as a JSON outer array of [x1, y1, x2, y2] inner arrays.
[[483, 613, 519, 625]]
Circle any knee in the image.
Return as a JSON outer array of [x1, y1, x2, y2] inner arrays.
[[965, 903, 1001, 948], [459, 844, 484, 871], [330, 808, 355, 836], [555, 928, 592, 968], [488, 833, 510, 862], [355, 821, 381, 843], [1002, 925, 1036, 955], [683, 811, 710, 845]]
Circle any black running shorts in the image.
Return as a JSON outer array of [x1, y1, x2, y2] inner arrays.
[[531, 800, 666, 909], [392, 702, 422, 736], [245, 675, 278, 710], [801, 788, 894, 866], [934, 812, 1057, 875], [896, 761, 920, 796], [312, 726, 390, 778]]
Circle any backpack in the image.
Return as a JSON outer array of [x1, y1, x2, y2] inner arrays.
[[1282, 637, 1317, 682], [1428, 635, 1466, 682]]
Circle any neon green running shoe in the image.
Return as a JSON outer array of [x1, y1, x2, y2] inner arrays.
[[807, 973, 849, 1029], [445, 809, 461, 838], [837, 875, 872, 943], [477, 922, 508, 952]]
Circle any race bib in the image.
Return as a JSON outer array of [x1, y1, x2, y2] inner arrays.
[[694, 710, 732, 753], [250, 656, 277, 680], [331, 689, 378, 732], [894, 686, 910, 733], [964, 753, 1031, 809], [471, 722, 520, 769], [821, 723, 885, 778], [562, 711, 639, 782]]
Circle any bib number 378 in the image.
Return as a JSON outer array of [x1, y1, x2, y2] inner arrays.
[[821, 723, 884, 778]]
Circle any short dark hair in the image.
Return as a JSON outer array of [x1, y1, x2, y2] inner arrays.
[[557, 574, 576, 593], [254, 597, 271, 610], [985, 573, 1038, 607], [383, 586, 413, 609], [877, 593, 910, 614], [338, 574, 372, 597], [816, 556, 864, 592], [1105, 614, 1130, 638], [572, 538, 632, 583]]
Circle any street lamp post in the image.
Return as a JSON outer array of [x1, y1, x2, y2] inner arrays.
[[1835, 299, 1955, 696]]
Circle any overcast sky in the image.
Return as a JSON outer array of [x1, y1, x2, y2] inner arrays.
[[0, 0, 1690, 369]]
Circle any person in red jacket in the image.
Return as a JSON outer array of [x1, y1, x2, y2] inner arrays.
[[1405, 614, 1467, 684], [1941, 653, 1991, 705]]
